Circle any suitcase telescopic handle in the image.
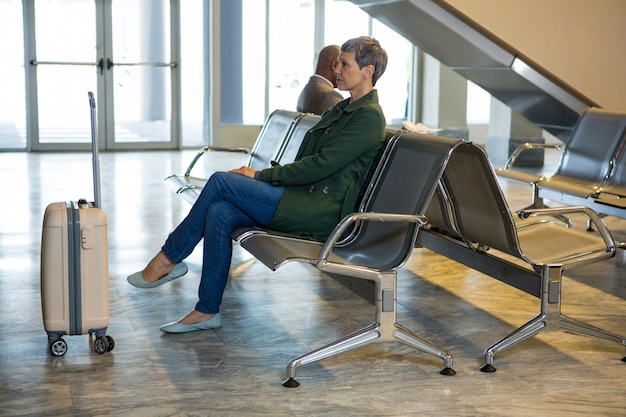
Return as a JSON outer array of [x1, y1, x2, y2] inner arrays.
[[88, 92, 102, 209]]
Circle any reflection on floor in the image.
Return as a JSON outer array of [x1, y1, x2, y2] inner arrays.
[[0, 149, 625, 416]]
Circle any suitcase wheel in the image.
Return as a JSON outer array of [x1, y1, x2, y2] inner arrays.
[[106, 335, 115, 352], [93, 336, 109, 354], [49, 339, 68, 357], [93, 335, 115, 354]]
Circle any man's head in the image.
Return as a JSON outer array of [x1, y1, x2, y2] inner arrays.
[[339, 36, 387, 86], [315, 45, 341, 87]]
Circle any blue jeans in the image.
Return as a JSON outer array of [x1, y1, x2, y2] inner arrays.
[[161, 171, 284, 314]]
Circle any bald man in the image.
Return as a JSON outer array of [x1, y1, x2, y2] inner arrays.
[[296, 45, 344, 115]]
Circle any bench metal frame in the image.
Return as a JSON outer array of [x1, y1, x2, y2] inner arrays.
[[420, 141, 626, 372], [234, 131, 462, 387]]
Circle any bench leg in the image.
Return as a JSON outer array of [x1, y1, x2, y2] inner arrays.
[[282, 271, 455, 387], [559, 314, 626, 347], [481, 265, 626, 372], [393, 323, 455, 374], [480, 313, 547, 373], [282, 323, 381, 387]]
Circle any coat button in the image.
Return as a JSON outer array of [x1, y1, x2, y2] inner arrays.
[[308, 185, 315, 193], [322, 186, 330, 194]]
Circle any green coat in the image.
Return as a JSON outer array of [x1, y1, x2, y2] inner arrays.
[[257, 89, 386, 241]]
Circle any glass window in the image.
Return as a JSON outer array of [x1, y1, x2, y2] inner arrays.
[[0, 0, 26, 149], [111, 0, 171, 143], [34, 0, 97, 144], [240, 0, 315, 125], [241, 0, 267, 124], [324, 0, 412, 125], [371, 20, 412, 124], [267, 0, 315, 113], [467, 80, 491, 124], [180, 0, 206, 147], [324, 0, 369, 46]]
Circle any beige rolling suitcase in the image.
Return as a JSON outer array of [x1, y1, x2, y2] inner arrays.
[[40, 92, 114, 356]]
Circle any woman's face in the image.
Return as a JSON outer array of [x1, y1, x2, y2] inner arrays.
[[334, 51, 372, 93]]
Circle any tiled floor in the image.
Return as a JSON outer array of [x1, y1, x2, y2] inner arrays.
[[1, 148, 625, 416]]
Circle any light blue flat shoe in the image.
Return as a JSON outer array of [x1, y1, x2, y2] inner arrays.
[[160, 313, 222, 333], [127, 262, 188, 288]]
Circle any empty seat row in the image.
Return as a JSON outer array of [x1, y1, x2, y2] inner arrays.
[[497, 107, 626, 224]]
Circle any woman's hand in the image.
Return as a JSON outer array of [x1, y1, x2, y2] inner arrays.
[[230, 166, 257, 178]]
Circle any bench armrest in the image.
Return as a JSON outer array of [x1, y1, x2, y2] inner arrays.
[[182, 145, 250, 177], [317, 211, 428, 267], [504, 143, 562, 170], [517, 206, 615, 250]]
